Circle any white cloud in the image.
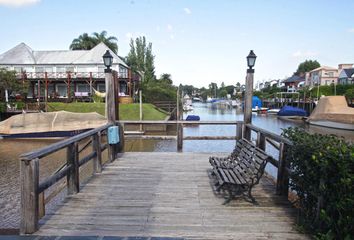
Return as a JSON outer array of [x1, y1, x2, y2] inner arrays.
[[183, 7, 192, 14], [170, 34, 175, 40], [347, 28, 354, 33], [292, 50, 318, 58], [167, 24, 173, 31], [0, 0, 40, 7]]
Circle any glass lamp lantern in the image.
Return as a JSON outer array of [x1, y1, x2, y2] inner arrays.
[[247, 50, 257, 69]]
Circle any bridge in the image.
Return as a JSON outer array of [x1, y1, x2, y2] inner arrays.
[[18, 121, 308, 239]]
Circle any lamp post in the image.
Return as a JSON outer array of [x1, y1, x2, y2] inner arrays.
[[332, 80, 336, 96], [102, 50, 116, 124], [244, 50, 257, 140]]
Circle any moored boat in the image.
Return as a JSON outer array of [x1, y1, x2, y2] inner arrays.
[[0, 111, 107, 139], [307, 96, 354, 130], [277, 106, 308, 120]]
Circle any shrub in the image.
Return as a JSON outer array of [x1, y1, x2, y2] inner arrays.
[[282, 128, 354, 239], [0, 102, 5, 113]]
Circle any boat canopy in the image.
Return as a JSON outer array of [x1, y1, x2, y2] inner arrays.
[[0, 111, 107, 135], [252, 96, 262, 108], [278, 106, 307, 117], [308, 96, 354, 124]]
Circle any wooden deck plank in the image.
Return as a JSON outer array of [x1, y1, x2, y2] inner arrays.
[[36, 152, 308, 239]]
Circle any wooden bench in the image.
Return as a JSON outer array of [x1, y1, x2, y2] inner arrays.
[[209, 139, 257, 169], [209, 138, 271, 202]]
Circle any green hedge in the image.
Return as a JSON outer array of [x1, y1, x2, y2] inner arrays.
[[282, 128, 354, 239]]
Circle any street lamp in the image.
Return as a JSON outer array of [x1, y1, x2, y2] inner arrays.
[[102, 50, 113, 72], [246, 50, 257, 72], [244, 50, 256, 140]]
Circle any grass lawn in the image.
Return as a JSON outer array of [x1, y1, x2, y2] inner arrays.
[[47, 102, 169, 120]]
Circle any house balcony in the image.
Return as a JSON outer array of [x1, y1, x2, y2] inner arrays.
[[15, 71, 130, 80]]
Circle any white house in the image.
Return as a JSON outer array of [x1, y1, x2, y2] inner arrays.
[[0, 42, 140, 101]]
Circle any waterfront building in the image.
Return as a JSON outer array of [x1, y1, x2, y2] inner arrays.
[[0, 42, 141, 102], [282, 75, 305, 92], [305, 66, 338, 87], [338, 64, 354, 85]]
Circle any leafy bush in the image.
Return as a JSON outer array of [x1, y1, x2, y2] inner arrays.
[[142, 81, 177, 103], [282, 128, 354, 239]]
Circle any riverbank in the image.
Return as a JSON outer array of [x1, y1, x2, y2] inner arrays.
[[47, 102, 168, 120]]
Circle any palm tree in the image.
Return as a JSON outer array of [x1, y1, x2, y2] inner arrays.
[[92, 31, 118, 54], [69, 33, 96, 51]]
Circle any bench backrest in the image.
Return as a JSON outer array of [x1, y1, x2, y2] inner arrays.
[[233, 139, 270, 185]]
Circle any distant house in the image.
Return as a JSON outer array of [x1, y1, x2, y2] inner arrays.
[[282, 75, 305, 92], [338, 68, 354, 85], [0, 42, 140, 101], [305, 66, 338, 86]]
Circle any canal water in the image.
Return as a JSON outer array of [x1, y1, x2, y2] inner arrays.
[[0, 102, 353, 230]]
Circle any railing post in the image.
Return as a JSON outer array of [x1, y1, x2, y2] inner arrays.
[[177, 122, 183, 151], [92, 132, 102, 173], [236, 122, 243, 140], [20, 158, 39, 234], [256, 131, 266, 151], [67, 142, 79, 195], [276, 142, 289, 196], [117, 122, 125, 153]]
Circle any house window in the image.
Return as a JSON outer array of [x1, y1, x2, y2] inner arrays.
[[327, 72, 334, 77], [56, 66, 66, 72], [66, 66, 75, 73], [14, 66, 23, 72], [119, 67, 128, 78], [98, 66, 105, 73], [45, 67, 53, 73], [97, 83, 105, 92], [35, 67, 44, 73], [56, 84, 67, 97], [77, 83, 90, 93]]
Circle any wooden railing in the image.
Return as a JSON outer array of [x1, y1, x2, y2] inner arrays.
[[19, 123, 121, 234], [245, 124, 292, 197]]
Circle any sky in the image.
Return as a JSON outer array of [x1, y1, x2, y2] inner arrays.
[[0, 0, 353, 88]]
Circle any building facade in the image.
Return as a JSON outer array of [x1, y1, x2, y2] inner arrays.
[[305, 66, 338, 87], [0, 42, 140, 101]]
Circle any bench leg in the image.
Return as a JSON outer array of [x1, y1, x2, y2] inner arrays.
[[246, 186, 256, 204]]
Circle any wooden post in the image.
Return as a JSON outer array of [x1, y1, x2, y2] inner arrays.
[[38, 192, 45, 219], [139, 90, 143, 132], [243, 68, 254, 140], [20, 158, 39, 234], [105, 70, 118, 161], [177, 122, 183, 151], [44, 72, 48, 112], [117, 122, 125, 153], [92, 132, 102, 173], [67, 142, 79, 195], [176, 86, 180, 120], [256, 131, 266, 151], [276, 142, 289, 196], [236, 122, 243, 140]]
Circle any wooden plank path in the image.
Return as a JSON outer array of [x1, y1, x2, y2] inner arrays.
[[36, 152, 308, 240]]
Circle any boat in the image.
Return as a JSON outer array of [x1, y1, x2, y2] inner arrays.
[[277, 106, 308, 120], [192, 97, 201, 102], [183, 104, 194, 111], [252, 106, 268, 113], [0, 111, 107, 139], [267, 108, 281, 114], [186, 115, 200, 121], [307, 96, 354, 130]]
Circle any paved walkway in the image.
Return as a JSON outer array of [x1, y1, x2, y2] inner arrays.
[[35, 152, 308, 240]]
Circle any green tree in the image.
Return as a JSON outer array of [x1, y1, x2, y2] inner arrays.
[[159, 73, 173, 85], [70, 33, 96, 51], [208, 82, 218, 98], [92, 31, 118, 54], [126, 36, 156, 82], [70, 31, 118, 54], [0, 68, 29, 100], [295, 60, 320, 75]]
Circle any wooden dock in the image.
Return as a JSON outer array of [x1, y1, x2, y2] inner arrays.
[[36, 152, 308, 240]]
